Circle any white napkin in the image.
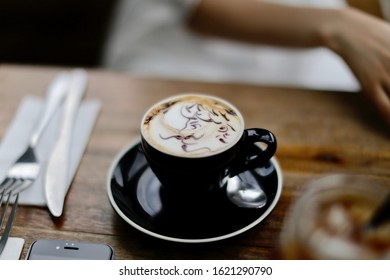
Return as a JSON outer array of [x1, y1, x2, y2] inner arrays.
[[0, 95, 101, 206], [0, 237, 24, 260]]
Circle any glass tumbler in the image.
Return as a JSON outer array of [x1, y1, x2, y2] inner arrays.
[[279, 174, 390, 259]]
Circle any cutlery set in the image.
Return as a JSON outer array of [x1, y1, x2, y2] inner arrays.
[[0, 69, 88, 256]]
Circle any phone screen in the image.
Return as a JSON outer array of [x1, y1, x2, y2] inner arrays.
[[26, 239, 114, 260]]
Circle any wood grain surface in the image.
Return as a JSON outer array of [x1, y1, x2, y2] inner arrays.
[[1, 64, 389, 260]]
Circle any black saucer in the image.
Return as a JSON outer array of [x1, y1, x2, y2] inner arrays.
[[107, 141, 283, 243]]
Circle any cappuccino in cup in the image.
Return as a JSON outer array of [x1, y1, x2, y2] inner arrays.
[[140, 93, 277, 196]]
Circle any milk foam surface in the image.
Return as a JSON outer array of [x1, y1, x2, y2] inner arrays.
[[142, 95, 244, 158]]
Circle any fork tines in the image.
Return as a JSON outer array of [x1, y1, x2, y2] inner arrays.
[[0, 189, 19, 256], [0, 178, 34, 196]]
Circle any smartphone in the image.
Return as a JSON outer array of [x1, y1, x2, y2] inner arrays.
[[26, 239, 114, 260]]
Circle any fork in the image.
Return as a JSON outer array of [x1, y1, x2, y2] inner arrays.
[[0, 72, 70, 255], [0, 72, 69, 195], [0, 190, 18, 256]]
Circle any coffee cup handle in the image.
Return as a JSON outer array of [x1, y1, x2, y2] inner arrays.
[[231, 128, 277, 175]]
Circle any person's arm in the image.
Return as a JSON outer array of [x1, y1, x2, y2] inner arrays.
[[187, 0, 390, 126], [187, 0, 336, 47]]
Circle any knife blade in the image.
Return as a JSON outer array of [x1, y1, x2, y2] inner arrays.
[[45, 69, 88, 217]]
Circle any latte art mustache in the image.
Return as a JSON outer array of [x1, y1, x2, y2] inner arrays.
[[142, 95, 244, 158]]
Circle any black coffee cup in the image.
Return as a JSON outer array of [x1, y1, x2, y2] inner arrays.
[[140, 94, 277, 197]]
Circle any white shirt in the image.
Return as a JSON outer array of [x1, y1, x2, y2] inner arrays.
[[102, 0, 359, 91]]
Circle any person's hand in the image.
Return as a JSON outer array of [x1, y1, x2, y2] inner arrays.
[[326, 8, 390, 125]]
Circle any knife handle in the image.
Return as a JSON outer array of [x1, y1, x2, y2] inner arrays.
[[60, 69, 88, 136]]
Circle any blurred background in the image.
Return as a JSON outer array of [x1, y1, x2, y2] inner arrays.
[[0, 0, 117, 67], [0, 0, 388, 75]]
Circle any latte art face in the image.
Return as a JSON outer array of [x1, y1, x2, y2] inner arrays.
[[141, 94, 244, 158]]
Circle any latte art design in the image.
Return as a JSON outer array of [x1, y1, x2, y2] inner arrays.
[[159, 103, 237, 152], [142, 95, 244, 157]]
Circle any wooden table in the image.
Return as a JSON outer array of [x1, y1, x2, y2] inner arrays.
[[1, 64, 389, 260]]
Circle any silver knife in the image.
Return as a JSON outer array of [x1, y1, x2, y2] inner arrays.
[[45, 69, 88, 217]]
